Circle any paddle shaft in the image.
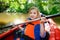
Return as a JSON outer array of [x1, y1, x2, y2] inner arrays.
[[0, 13, 60, 29]]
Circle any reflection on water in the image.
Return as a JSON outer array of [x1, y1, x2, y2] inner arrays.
[[0, 13, 28, 34], [0, 13, 28, 24]]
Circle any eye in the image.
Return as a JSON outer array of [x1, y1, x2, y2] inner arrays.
[[34, 12, 36, 14]]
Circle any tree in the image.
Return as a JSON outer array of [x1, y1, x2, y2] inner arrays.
[[0, 0, 60, 15]]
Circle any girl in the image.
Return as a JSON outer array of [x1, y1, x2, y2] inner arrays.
[[15, 7, 47, 40]]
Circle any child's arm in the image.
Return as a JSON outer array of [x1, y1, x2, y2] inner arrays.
[[17, 24, 25, 31], [40, 17, 47, 38], [40, 23, 46, 38]]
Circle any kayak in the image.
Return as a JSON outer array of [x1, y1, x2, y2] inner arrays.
[[0, 19, 60, 40]]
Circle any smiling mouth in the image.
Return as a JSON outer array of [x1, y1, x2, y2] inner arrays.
[[31, 16, 34, 18]]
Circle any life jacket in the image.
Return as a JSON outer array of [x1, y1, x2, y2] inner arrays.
[[24, 18, 40, 39]]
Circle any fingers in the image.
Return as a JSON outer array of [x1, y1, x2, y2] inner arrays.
[[40, 17, 47, 23], [17, 24, 24, 31], [41, 17, 46, 20]]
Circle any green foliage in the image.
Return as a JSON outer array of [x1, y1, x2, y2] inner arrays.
[[0, 1, 9, 12], [0, 0, 60, 15]]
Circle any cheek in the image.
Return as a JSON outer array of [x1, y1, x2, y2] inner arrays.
[[34, 14, 37, 17], [29, 14, 32, 17], [30, 14, 37, 17]]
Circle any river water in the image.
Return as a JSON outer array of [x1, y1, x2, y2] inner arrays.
[[0, 13, 60, 34]]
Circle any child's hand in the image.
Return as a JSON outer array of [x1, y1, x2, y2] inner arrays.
[[18, 24, 24, 30], [40, 17, 47, 23]]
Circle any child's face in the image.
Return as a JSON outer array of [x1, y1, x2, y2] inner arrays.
[[29, 9, 38, 20]]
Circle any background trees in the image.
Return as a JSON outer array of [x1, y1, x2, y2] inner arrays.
[[0, 0, 60, 15]]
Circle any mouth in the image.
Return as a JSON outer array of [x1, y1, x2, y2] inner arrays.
[[31, 16, 34, 18]]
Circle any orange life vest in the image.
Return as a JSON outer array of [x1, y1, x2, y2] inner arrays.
[[24, 20, 40, 39]]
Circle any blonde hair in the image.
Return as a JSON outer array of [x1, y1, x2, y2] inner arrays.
[[28, 6, 40, 18]]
